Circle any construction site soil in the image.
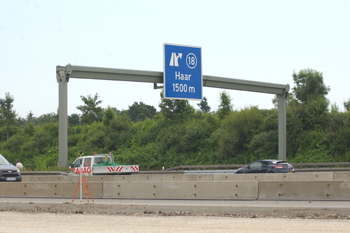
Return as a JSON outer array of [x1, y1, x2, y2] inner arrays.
[[2, 211, 350, 233]]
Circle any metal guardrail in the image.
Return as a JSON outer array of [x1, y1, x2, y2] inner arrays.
[[21, 171, 71, 176], [164, 162, 350, 171], [292, 162, 350, 168], [164, 164, 245, 171]]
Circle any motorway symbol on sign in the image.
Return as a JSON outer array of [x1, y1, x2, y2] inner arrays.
[[164, 44, 202, 100]]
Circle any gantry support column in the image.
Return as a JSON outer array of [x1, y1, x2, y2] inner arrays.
[[56, 68, 69, 167], [277, 91, 288, 161]]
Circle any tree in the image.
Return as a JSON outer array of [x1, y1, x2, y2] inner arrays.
[[292, 69, 330, 131], [159, 92, 194, 121], [127, 101, 157, 122], [76, 93, 103, 125], [0, 92, 17, 140], [218, 107, 263, 160], [248, 130, 278, 158], [303, 96, 329, 131], [344, 99, 350, 112], [292, 69, 330, 104], [102, 106, 115, 127], [68, 113, 80, 127], [24, 122, 35, 136], [26, 111, 34, 122], [104, 114, 132, 151], [36, 112, 58, 125], [197, 97, 211, 113], [286, 105, 304, 158], [217, 91, 233, 119], [330, 128, 350, 159]]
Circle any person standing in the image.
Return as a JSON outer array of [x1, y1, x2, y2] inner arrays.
[[16, 159, 24, 170]]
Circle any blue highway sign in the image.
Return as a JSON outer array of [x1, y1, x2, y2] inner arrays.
[[164, 44, 202, 100]]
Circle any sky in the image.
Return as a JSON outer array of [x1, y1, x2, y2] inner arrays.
[[1, 0, 349, 118]]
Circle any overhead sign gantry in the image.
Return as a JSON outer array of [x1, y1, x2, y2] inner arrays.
[[56, 64, 289, 167]]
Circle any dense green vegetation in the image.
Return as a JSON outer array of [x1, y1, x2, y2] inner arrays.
[[1, 69, 350, 171]]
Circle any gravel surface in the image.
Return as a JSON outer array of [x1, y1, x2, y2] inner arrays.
[[2, 212, 350, 233]]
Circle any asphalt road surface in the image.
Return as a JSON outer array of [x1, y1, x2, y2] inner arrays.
[[2, 212, 350, 233]]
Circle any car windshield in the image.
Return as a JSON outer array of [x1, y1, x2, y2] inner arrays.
[[0, 154, 10, 165]]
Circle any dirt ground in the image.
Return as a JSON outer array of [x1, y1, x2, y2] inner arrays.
[[2, 212, 350, 233]]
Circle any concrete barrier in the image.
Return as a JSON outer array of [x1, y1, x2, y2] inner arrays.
[[0, 181, 103, 198], [103, 181, 258, 200], [5, 172, 350, 200], [109, 174, 215, 182], [29, 176, 73, 182], [259, 181, 350, 200], [214, 172, 334, 181], [23, 172, 335, 183], [333, 172, 350, 181], [23, 174, 116, 182], [25, 174, 215, 182]]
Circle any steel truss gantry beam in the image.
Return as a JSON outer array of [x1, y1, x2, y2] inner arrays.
[[57, 64, 289, 167]]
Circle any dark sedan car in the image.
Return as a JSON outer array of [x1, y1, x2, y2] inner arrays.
[[234, 159, 295, 174], [0, 154, 22, 182]]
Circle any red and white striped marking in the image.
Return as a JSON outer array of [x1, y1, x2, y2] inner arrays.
[[115, 166, 123, 172], [131, 166, 139, 171], [107, 167, 115, 172]]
